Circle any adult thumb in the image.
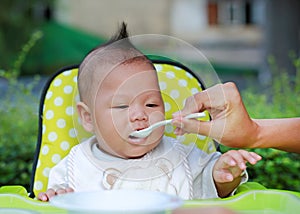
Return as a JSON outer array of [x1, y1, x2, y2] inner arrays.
[[179, 118, 213, 137]]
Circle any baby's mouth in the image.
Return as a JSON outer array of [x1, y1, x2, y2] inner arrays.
[[129, 134, 138, 139], [128, 128, 147, 140]]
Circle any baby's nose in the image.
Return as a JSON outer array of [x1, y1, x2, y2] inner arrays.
[[129, 108, 148, 121]]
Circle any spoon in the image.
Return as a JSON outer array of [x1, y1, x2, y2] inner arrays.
[[129, 112, 206, 138]]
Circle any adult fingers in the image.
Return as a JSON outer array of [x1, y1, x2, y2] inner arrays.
[[172, 117, 212, 137], [172, 85, 214, 118], [173, 82, 240, 119]]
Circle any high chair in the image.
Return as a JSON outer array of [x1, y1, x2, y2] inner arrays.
[[29, 59, 217, 198], [1, 60, 298, 214]]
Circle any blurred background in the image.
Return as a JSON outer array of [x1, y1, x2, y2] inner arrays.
[[0, 0, 299, 192]]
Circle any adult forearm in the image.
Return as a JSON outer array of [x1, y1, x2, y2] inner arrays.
[[252, 118, 300, 153]]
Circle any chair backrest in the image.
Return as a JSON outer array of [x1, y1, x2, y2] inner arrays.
[[29, 60, 217, 197]]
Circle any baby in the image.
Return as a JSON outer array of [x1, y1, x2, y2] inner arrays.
[[38, 23, 261, 201]]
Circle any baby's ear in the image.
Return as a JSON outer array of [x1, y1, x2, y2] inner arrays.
[[76, 102, 94, 133]]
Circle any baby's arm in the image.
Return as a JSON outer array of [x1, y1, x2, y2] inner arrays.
[[213, 150, 261, 198], [37, 187, 74, 201], [37, 156, 72, 201]]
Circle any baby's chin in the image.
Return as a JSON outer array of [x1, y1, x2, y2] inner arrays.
[[121, 144, 158, 159], [120, 146, 152, 159], [127, 152, 148, 159], [102, 134, 163, 159]]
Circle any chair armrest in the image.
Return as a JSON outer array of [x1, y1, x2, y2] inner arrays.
[[0, 185, 28, 197], [236, 182, 267, 194]]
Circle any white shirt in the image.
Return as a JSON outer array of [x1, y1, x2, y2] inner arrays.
[[47, 136, 244, 199]]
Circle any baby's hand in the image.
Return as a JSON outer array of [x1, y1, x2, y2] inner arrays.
[[213, 150, 261, 183], [37, 187, 74, 201]]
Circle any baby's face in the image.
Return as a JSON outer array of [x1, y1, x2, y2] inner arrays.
[[91, 61, 165, 158]]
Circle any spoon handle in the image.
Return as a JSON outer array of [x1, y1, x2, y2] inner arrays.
[[184, 112, 206, 119], [151, 119, 172, 129], [129, 112, 207, 138], [155, 112, 206, 129]]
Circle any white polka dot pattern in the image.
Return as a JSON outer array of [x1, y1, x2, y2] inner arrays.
[[34, 181, 43, 191], [60, 141, 70, 151], [54, 97, 63, 106], [56, 119, 66, 128], [64, 85, 73, 94], [33, 68, 92, 196], [53, 78, 62, 87], [33, 64, 215, 197], [156, 64, 213, 152]]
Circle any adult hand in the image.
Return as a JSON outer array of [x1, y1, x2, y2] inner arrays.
[[172, 82, 300, 153], [172, 82, 258, 148]]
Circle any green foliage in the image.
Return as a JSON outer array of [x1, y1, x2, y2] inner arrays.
[[0, 97, 37, 190], [246, 149, 300, 190], [221, 54, 300, 192], [0, 32, 42, 190], [0, 0, 54, 72]]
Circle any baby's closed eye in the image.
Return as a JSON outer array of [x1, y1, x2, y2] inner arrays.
[[112, 105, 129, 109]]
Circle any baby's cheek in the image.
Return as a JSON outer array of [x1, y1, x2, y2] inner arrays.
[[147, 127, 164, 148], [148, 111, 165, 124]]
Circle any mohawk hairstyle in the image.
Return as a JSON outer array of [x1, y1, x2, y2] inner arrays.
[[81, 22, 135, 61], [106, 22, 129, 46], [78, 22, 141, 76], [77, 22, 152, 103]]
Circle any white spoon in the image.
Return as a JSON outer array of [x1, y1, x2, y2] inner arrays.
[[129, 112, 206, 138]]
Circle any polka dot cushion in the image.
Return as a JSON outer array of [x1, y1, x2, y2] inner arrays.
[[33, 68, 92, 196], [155, 63, 215, 151], [32, 62, 216, 197]]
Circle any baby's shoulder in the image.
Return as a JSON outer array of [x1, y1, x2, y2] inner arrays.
[[64, 136, 96, 159]]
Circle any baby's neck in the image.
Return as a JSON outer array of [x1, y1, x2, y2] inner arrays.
[[95, 143, 148, 160]]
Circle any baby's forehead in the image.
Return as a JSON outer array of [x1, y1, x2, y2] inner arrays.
[[94, 57, 154, 88], [78, 44, 153, 103], [86, 47, 146, 76]]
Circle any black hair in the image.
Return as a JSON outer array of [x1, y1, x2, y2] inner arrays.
[[78, 22, 134, 78], [86, 22, 135, 55], [106, 22, 129, 46]]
